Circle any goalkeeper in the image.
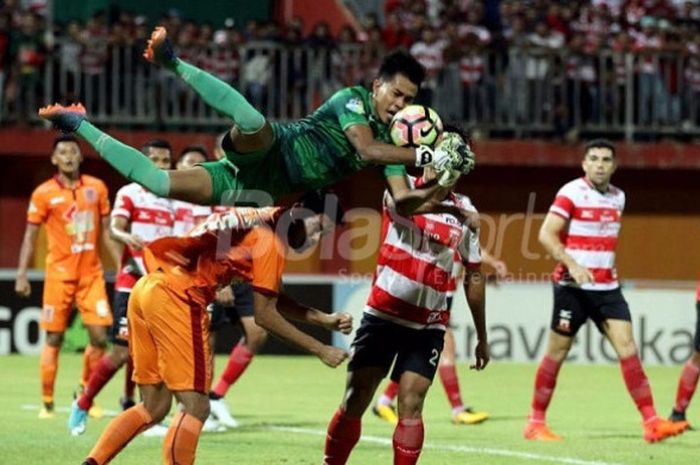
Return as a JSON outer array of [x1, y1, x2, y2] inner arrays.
[[39, 27, 473, 213]]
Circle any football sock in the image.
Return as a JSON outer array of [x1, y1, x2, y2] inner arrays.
[[40, 344, 59, 404], [212, 343, 254, 397], [393, 417, 424, 465], [124, 356, 136, 402], [674, 359, 700, 412], [78, 356, 118, 411], [438, 364, 464, 413], [173, 59, 265, 134], [75, 121, 170, 197], [620, 354, 657, 422], [163, 411, 204, 465], [379, 381, 400, 406], [81, 344, 105, 387], [529, 355, 562, 422], [324, 408, 361, 465], [85, 404, 153, 465]]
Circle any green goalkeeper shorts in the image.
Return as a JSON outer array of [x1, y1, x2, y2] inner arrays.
[[199, 142, 293, 206]]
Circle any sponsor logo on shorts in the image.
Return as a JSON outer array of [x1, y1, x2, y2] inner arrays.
[[557, 309, 572, 333], [42, 305, 55, 323]]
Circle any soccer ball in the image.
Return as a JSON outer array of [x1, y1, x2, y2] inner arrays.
[[389, 105, 443, 148]]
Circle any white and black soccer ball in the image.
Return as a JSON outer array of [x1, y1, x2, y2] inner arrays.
[[389, 105, 443, 148]]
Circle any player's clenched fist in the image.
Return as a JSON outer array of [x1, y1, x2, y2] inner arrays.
[[322, 312, 353, 335], [318, 345, 349, 368]]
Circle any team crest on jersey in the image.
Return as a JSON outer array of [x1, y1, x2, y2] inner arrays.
[[84, 187, 97, 203], [345, 98, 365, 115], [557, 309, 572, 333]]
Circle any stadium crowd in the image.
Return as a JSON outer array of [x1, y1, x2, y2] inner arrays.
[[2, 0, 700, 136]]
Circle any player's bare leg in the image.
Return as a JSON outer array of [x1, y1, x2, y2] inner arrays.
[[209, 316, 268, 428], [604, 319, 686, 442]]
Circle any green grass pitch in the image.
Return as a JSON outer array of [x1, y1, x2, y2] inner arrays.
[[0, 354, 696, 464]]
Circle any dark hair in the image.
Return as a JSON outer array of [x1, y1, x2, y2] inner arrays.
[[584, 138, 615, 157], [378, 50, 426, 87], [179, 144, 209, 160], [298, 190, 345, 225], [141, 139, 172, 154], [53, 134, 79, 149], [442, 122, 471, 146]]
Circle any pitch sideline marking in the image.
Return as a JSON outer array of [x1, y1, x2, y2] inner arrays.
[[269, 426, 626, 465]]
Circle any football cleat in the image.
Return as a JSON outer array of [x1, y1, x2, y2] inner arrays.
[[523, 421, 563, 441], [143, 26, 178, 68], [120, 396, 136, 411], [452, 407, 489, 425], [209, 398, 240, 428], [88, 402, 104, 419], [643, 417, 686, 443], [202, 414, 227, 433], [669, 408, 692, 431], [38, 401, 55, 419], [372, 403, 398, 425], [38, 103, 86, 132], [68, 400, 88, 436]]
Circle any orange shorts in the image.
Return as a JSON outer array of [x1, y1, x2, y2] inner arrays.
[[128, 272, 211, 393], [41, 273, 112, 332]]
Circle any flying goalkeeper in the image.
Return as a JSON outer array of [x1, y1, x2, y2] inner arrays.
[[39, 27, 473, 213]]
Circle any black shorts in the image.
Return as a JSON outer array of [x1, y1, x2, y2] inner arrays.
[[209, 282, 254, 332], [109, 291, 131, 346], [694, 301, 700, 351], [550, 284, 631, 337], [348, 313, 445, 383]]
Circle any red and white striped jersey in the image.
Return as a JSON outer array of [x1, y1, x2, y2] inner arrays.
[[171, 200, 213, 237], [548, 177, 625, 291], [112, 183, 174, 292], [365, 177, 481, 330]]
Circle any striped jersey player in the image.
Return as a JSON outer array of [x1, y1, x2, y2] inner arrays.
[[524, 139, 686, 444], [324, 166, 489, 465]]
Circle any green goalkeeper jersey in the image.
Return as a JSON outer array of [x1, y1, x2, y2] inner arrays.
[[272, 86, 406, 189]]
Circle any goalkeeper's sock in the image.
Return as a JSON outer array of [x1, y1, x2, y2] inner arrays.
[[76, 121, 170, 197], [173, 59, 265, 134]]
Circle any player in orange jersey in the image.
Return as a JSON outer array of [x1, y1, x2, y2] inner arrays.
[[79, 192, 352, 465], [15, 134, 120, 419]]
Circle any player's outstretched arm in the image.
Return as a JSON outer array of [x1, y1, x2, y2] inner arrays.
[[539, 213, 594, 285], [144, 26, 265, 134], [253, 291, 349, 367], [15, 223, 39, 298], [277, 293, 353, 334], [463, 267, 489, 370]]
